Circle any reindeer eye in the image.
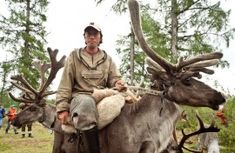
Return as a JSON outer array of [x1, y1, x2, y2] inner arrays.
[[183, 78, 191, 86]]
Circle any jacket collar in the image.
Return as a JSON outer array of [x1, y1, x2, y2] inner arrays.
[[77, 47, 107, 70]]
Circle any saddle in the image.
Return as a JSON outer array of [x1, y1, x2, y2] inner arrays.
[[61, 88, 140, 133]]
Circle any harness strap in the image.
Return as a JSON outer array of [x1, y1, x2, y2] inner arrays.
[[127, 86, 163, 96]]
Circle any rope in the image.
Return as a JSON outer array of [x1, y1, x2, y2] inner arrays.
[[127, 86, 163, 96]]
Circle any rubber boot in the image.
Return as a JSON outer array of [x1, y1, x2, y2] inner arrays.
[[5, 123, 10, 134], [28, 133, 33, 138], [81, 126, 100, 153]]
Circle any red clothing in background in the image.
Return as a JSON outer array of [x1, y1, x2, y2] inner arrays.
[[7, 107, 17, 121]]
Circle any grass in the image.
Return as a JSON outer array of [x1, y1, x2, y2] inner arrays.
[[0, 119, 54, 153]]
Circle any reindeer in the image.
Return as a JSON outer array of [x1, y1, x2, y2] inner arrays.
[[10, 0, 225, 152], [10, 48, 77, 153]]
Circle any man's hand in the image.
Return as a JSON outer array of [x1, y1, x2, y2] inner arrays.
[[57, 111, 69, 124], [115, 80, 126, 91]]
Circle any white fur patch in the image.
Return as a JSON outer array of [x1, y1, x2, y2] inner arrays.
[[61, 94, 125, 133], [208, 139, 220, 153], [97, 94, 125, 129]]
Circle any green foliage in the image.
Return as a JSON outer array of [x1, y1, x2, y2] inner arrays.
[[141, 12, 172, 61], [0, 0, 49, 89], [219, 97, 235, 152], [116, 11, 173, 85], [116, 33, 149, 85], [176, 96, 235, 152], [0, 92, 15, 108], [0, 61, 13, 93]]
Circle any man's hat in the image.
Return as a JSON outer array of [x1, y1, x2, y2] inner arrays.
[[84, 22, 101, 32]]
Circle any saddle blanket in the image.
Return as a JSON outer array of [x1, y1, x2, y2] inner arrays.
[[61, 94, 125, 133]]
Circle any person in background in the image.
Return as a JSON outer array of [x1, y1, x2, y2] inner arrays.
[[0, 104, 6, 129], [5, 104, 18, 134], [215, 104, 228, 127], [56, 22, 125, 153], [19, 103, 33, 138]]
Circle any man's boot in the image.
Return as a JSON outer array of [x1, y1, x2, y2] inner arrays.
[[14, 129, 18, 134], [81, 126, 100, 153], [22, 134, 25, 138]]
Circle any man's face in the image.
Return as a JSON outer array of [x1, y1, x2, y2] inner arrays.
[[84, 28, 101, 48]]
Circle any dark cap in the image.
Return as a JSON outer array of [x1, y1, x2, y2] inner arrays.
[[84, 22, 101, 32]]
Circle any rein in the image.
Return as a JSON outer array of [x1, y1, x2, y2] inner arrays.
[[127, 86, 164, 96], [127, 86, 168, 117]]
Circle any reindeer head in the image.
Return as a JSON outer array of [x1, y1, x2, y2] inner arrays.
[[128, 0, 225, 110], [10, 48, 65, 128], [13, 103, 45, 128]]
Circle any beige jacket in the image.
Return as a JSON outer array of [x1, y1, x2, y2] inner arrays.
[[56, 48, 122, 112]]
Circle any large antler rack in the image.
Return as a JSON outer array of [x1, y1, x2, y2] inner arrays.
[[128, 0, 223, 76], [9, 47, 66, 105], [178, 114, 220, 153]]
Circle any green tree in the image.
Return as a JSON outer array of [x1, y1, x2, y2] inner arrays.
[[0, 0, 49, 96], [116, 27, 148, 85], [96, 0, 234, 84], [0, 61, 13, 104]]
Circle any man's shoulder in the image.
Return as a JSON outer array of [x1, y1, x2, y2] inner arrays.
[[66, 48, 82, 60], [70, 48, 82, 55]]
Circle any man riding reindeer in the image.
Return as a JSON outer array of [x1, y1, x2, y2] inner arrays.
[[55, 22, 125, 153]]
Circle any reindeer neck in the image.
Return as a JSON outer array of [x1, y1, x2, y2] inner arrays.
[[40, 104, 64, 133]]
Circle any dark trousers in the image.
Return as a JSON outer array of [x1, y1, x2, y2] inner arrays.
[[5, 120, 17, 134]]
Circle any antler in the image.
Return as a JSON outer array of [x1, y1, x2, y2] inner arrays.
[[9, 47, 66, 104], [176, 53, 222, 71], [128, 0, 223, 74], [33, 60, 51, 90], [128, 0, 175, 72], [178, 114, 220, 153], [39, 48, 65, 96]]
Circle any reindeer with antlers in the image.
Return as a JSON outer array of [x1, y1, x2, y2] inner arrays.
[[10, 0, 226, 152], [10, 48, 78, 153]]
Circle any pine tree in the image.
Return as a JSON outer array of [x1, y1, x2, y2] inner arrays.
[[0, 0, 49, 95]]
